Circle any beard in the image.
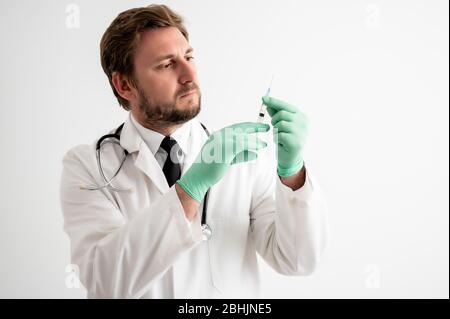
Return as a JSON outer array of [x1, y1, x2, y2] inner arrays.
[[136, 81, 201, 128]]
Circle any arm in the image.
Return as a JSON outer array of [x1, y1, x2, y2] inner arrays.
[[250, 95, 329, 275], [250, 160, 329, 276]]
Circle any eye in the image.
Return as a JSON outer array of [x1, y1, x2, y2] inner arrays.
[[186, 56, 195, 62], [157, 60, 173, 69]]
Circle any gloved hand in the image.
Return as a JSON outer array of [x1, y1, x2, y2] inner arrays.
[[262, 96, 309, 177], [177, 122, 269, 202]]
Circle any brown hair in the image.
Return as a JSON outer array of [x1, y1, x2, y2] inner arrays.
[[100, 5, 189, 110]]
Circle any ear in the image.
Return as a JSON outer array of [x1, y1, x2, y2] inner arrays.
[[111, 72, 137, 104]]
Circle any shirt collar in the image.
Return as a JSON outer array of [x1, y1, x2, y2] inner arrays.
[[130, 113, 191, 156]]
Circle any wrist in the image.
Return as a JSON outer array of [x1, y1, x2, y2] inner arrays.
[[177, 178, 202, 202], [277, 158, 304, 177], [175, 183, 200, 221], [279, 165, 306, 190]]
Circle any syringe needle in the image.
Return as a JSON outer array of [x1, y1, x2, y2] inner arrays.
[[257, 75, 274, 123], [267, 75, 274, 94]]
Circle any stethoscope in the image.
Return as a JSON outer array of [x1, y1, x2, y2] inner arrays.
[[80, 122, 213, 241]]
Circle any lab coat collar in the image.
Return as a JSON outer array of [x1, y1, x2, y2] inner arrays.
[[119, 114, 140, 153]]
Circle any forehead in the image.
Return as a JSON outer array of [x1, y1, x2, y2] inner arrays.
[[134, 26, 189, 61]]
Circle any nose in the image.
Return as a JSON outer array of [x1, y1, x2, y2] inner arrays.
[[178, 59, 196, 85]]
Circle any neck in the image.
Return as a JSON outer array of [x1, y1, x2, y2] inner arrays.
[[132, 111, 183, 136], [143, 122, 182, 136]]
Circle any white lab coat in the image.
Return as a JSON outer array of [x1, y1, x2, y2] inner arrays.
[[60, 114, 329, 298]]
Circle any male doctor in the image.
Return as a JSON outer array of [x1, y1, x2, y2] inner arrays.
[[60, 4, 329, 298]]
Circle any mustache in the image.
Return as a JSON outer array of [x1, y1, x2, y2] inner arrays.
[[176, 83, 199, 97]]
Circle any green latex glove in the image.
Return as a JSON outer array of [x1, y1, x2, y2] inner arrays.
[[178, 122, 270, 202], [262, 96, 309, 177]]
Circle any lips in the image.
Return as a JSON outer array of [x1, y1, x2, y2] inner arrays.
[[180, 90, 196, 98]]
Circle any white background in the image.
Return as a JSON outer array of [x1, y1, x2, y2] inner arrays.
[[0, 0, 448, 298]]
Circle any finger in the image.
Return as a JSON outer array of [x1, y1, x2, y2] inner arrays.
[[228, 122, 270, 134], [222, 134, 267, 159], [216, 133, 266, 163], [266, 106, 277, 118], [231, 151, 258, 165], [273, 120, 296, 134], [274, 132, 300, 151], [233, 135, 267, 153], [262, 96, 298, 114], [270, 110, 295, 126]]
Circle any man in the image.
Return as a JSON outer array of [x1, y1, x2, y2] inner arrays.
[[60, 4, 329, 298]]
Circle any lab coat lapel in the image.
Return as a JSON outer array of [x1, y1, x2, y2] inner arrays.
[[181, 119, 209, 175], [119, 115, 169, 195]]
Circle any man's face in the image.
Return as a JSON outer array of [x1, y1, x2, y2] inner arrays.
[[130, 26, 201, 127]]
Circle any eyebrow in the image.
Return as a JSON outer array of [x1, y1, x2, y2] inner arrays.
[[153, 47, 194, 65]]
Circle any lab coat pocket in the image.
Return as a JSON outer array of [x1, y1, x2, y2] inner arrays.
[[207, 216, 250, 297]]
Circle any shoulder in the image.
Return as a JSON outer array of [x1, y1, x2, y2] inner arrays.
[[61, 143, 97, 182], [62, 123, 121, 164]]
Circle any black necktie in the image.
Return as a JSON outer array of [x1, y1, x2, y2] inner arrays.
[[160, 136, 181, 187]]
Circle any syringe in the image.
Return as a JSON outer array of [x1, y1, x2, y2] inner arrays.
[[257, 75, 274, 123]]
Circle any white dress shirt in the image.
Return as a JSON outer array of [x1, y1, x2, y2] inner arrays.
[[130, 113, 191, 171]]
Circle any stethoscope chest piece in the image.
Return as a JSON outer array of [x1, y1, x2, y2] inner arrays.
[[201, 223, 212, 241]]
